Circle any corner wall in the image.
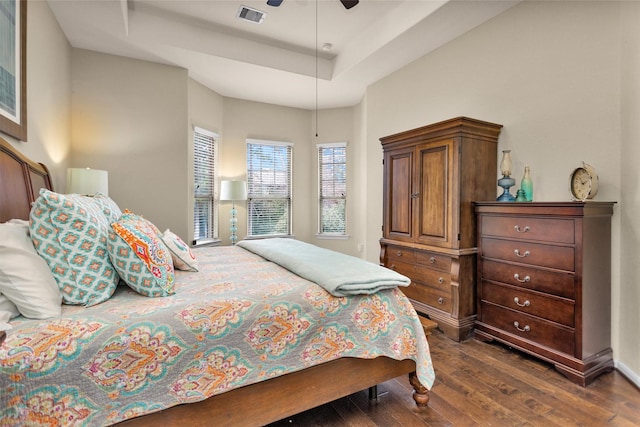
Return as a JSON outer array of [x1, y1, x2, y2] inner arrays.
[[70, 49, 190, 240], [4, 1, 71, 188], [363, 0, 635, 383]]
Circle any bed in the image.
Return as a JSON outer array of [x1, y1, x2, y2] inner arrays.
[[0, 137, 433, 426]]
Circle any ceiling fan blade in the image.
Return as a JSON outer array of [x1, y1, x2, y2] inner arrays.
[[266, 0, 283, 6], [340, 0, 359, 9]]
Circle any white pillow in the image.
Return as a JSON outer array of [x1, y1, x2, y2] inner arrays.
[[0, 294, 20, 332], [160, 229, 199, 272], [0, 219, 62, 319]]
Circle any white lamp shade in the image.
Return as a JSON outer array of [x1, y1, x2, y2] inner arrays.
[[220, 180, 247, 201], [67, 168, 109, 196]]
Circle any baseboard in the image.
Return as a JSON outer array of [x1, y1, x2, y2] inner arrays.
[[615, 360, 640, 389]]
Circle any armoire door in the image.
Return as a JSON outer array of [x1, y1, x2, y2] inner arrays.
[[414, 139, 455, 247], [383, 147, 414, 242]]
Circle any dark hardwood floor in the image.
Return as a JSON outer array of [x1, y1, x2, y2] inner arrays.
[[267, 329, 640, 426]]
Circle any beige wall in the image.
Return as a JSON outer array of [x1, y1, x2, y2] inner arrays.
[[187, 79, 224, 243], [311, 107, 365, 256], [4, 0, 71, 188], [619, 1, 640, 383], [10, 0, 638, 386], [219, 98, 313, 245], [364, 1, 637, 383], [70, 49, 190, 240]]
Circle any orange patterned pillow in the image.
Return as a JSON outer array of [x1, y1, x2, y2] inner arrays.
[[107, 211, 175, 297]]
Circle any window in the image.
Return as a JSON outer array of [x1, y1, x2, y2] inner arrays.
[[246, 140, 292, 237], [318, 142, 347, 236], [193, 127, 219, 244]]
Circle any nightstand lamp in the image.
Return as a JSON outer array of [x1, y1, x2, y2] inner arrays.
[[67, 168, 109, 196], [220, 180, 247, 245]]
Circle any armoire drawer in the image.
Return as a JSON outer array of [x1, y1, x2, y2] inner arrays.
[[384, 259, 414, 279], [480, 302, 575, 355], [386, 246, 416, 264], [480, 280, 575, 327], [481, 215, 575, 244], [403, 282, 452, 314], [416, 251, 452, 273], [414, 265, 451, 292], [481, 237, 575, 271], [481, 259, 575, 299]]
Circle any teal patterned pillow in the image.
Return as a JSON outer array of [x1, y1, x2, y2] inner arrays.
[[92, 192, 122, 223], [29, 189, 119, 306], [107, 211, 175, 297]]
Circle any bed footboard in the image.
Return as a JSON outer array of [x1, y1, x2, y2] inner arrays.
[[118, 357, 427, 427]]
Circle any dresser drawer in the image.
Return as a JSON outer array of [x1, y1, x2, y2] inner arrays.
[[386, 246, 416, 265], [416, 251, 452, 273], [403, 282, 452, 314], [480, 280, 575, 326], [482, 259, 575, 299], [481, 237, 575, 271], [481, 215, 575, 244], [480, 302, 575, 355]]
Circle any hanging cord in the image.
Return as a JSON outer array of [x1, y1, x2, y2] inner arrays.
[[315, 0, 319, 137]]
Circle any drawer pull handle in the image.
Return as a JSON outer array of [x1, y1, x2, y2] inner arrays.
[[513, 321, 530, 332], [437, 297, 444, 305], [429, 257, 436, 264], [396, 251, 402, 257], [514, 297, 530, 307], [514, 225, 530, 233], [514, 273, 530, 283], [514, 249, 530, 258], [389, 264, 396, 270], [410, 192, 420, 199], [438, 277, 444, 284]]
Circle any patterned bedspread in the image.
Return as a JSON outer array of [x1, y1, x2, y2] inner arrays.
[[0, 246, 435, 426]]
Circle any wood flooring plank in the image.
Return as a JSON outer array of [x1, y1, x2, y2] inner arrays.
[[330, 394, 378, 427], [265, 330, 640, 427], [443, 336, 619, 426], [348, 384, 424, 427]]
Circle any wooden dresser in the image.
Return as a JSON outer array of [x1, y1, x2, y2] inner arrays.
[[474, 202, 615, 386], [380, 117, 502, 341]]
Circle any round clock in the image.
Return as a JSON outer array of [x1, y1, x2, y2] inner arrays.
[[570, 162, 599, 201]]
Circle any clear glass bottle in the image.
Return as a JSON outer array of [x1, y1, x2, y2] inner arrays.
[[521, 165, 533, 201]]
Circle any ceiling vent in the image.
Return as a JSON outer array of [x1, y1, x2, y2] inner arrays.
[[237, 5, 266, 24]]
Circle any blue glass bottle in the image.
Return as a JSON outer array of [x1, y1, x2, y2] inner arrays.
[[521, 165, 533, 201]]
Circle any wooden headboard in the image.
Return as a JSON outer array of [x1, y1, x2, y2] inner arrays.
[[0, 137, 54, 222]]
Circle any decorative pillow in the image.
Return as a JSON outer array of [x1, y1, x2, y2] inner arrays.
[[107, 211, 175, 297], [29, 189, 119, 306], [0, 294, 20, 331], [160, 229, 199, 271], [0, 219, 62, 318], [92, 192, 122, 223]]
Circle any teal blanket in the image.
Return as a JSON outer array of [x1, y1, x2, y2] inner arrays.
[[237, 238, 410, 296]]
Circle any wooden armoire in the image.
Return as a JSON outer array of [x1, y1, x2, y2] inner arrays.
[[380, 117, 502, 341]]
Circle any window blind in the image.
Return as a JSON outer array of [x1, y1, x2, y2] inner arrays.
[[318, 143, 347, 234], [193, 127, 218, 244], [246, 140, 292, 237]]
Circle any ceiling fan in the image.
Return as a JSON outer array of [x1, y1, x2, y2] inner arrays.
[[266, 0, 359, 10]]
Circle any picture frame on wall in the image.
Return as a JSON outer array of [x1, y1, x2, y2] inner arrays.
[[0, 0, 27, 141]]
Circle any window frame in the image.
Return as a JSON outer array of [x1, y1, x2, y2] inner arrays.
[[246, 139, 293, 238], [316, 142, 348, 239], [192, 126, 220, 246]]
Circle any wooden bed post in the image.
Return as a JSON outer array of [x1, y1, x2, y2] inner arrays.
[[410, 371, 430, 406]]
